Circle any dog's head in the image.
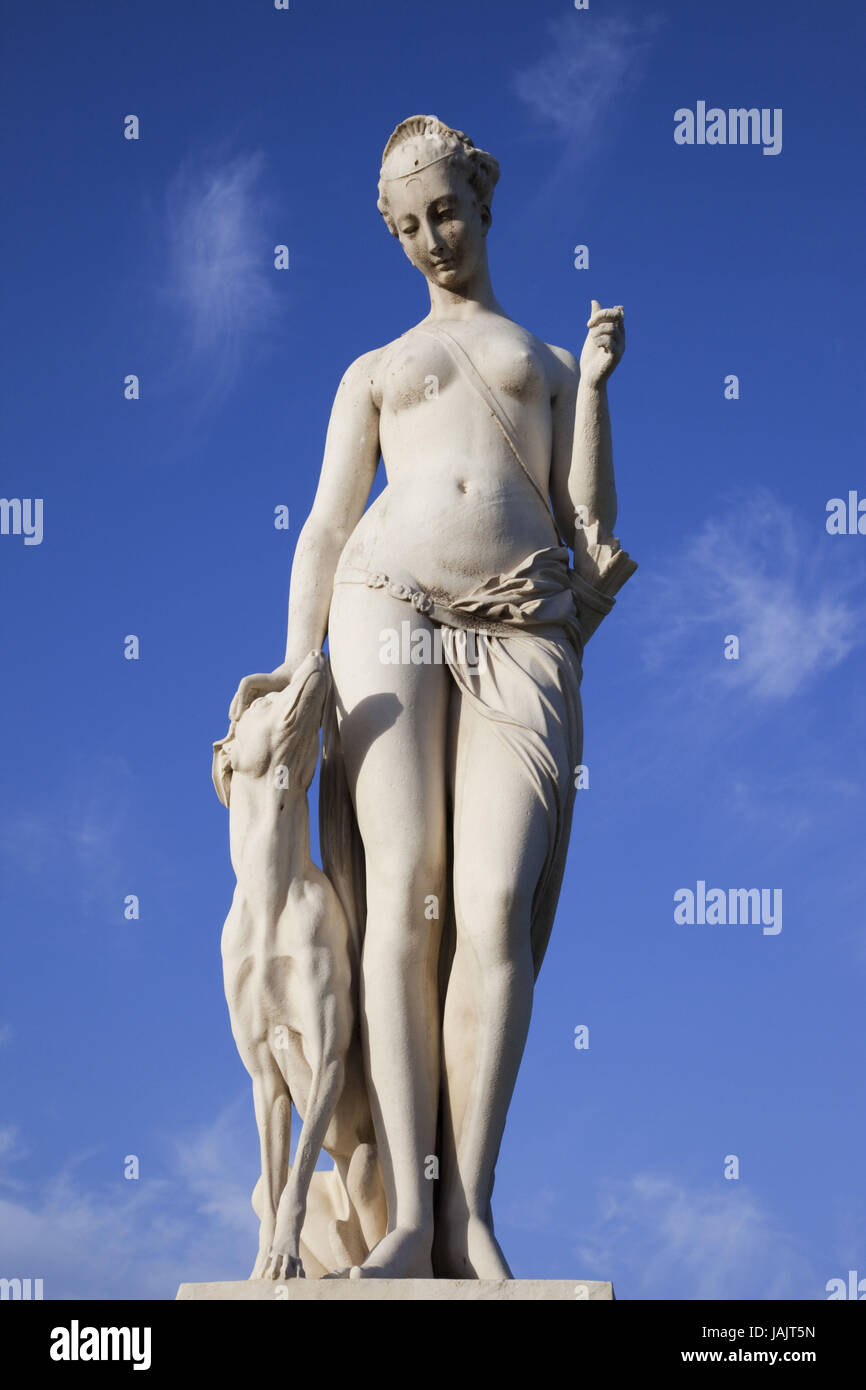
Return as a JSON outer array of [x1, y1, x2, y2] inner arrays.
[[212, 651, 330, 808]]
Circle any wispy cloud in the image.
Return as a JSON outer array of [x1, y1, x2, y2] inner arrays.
[[576, 1173, 817, 1299], [0, 1102, 257, 1298], [0, 1124, 21, 1160], [162, 151, 281, 393], [641, 489, 862, 699], [514, 12, 662, 153], [726, 766, 861, 842], [0, 754, 134, 916], [173, 1097, 260, 1236]]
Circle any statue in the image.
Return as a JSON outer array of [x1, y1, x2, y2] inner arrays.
[[213, 651, 386, 1279], [215, 114, 636, 1282]]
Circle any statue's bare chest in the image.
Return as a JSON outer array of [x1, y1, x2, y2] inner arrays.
[[380, 325, 550, 413]]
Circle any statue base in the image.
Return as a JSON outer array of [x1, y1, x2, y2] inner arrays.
[[177, 1278, 614, 1301]]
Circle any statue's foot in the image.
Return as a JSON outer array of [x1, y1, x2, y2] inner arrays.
[[433, 1213, 512, 1279], [324, 1226, 433, 1279]]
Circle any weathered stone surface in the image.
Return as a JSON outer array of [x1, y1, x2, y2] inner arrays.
[[177, 1279, 615, 1302]]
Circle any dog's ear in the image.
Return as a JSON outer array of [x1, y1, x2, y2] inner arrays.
[[212, 730, 235, 808]]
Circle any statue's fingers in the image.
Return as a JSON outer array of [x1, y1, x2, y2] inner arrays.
[[230, 676, 261, 720], [587, 307, 624, 329], [230, 681, 252, 717]]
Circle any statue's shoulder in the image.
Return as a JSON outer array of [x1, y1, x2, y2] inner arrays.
[[338, 332, 417, 410], [331, 343, 390, 413], [504, 319, 578, 391], [336, 344, 386, 385], [542, 339, 580, 385]]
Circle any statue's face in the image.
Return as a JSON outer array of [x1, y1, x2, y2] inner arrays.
[[388, 162, 489, 290]]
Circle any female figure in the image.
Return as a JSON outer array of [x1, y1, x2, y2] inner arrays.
[[229, 116, 632, 1279]]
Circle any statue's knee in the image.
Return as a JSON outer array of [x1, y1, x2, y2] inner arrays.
[[364, 848, 445, 924], [456, 875, 531, 927], [453, 877, 534, 968]]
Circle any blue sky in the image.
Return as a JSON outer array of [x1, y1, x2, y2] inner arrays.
[[1, 0, 864, 1299]]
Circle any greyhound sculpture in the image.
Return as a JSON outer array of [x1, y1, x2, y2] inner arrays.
[[212, 650, 384, 1278]]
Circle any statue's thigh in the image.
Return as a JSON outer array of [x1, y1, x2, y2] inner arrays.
[[449, 630, 581, 928], [328, 583, 450, 866], [450, 686, 572, 967]]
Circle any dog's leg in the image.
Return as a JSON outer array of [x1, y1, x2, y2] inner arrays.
[[265, 1054, 345, 1279], [250, 1042, 292, 1278]]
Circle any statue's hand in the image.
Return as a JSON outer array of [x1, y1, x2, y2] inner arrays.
[[229, 662, 293, 722], [579, 300, 625, 388]]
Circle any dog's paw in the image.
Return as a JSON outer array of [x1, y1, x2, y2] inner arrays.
[[265, 1247, 305, 1281]]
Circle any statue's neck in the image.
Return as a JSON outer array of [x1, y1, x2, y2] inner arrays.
[[425, 257, 506, 320], [228, 773, 311, 894]]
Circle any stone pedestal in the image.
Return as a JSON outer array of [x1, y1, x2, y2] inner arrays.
[[177, 1279, 614, 1301]]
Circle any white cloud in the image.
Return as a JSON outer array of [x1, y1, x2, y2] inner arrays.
[[162, 150, 281, 391], [514, 12, 661, 151], [576, 1173, 816, 1299], [0, 1102, 257, 1298], [641, 489, 862, 699], [173, 1096, 261, 1236]]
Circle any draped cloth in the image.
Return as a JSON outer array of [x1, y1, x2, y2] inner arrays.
[[320, 543, 598, 978]]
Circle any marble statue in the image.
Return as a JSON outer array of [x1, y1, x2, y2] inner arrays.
[[215, 114, 636, 1282], [213, 651, 386, 1279]]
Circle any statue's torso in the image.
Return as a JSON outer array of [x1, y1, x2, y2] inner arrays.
[[337, 315, 567, 601]]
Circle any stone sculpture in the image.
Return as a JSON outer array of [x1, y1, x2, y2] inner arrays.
[[215, 114, 636, 1280], [213, 651, 386, 1279]]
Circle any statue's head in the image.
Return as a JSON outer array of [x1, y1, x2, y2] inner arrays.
[[212, 651, 329, 807], [377, 115, 500, 289]]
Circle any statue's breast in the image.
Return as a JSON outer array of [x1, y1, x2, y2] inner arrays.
[[470, 334, 549, 402], [381, 336, 458, 412], [381, 326, 550, 416]]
